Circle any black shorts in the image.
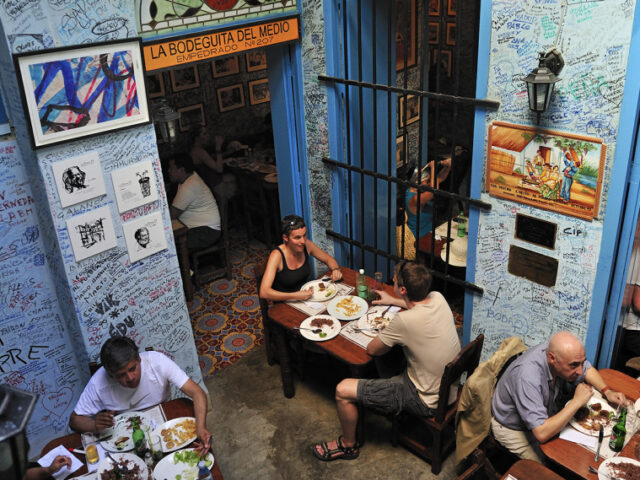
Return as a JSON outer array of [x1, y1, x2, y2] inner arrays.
[[357, 372, 436, 417]]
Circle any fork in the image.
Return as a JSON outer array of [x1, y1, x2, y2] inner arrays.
[[354, 327, 380, 333]]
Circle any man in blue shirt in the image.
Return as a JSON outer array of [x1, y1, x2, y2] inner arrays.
[[491, 331, 626, 462]]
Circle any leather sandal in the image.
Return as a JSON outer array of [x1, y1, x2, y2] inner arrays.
[[312, 436, 360, 461]]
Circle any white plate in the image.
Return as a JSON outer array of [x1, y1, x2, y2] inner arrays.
[[356, 306, 395, 337], [153, 448, 215, 480], [97, 452, 148, 479], [153, 416, 197, 452], [298, 315, 340, 342], [569, 394, 616, 437], [327, 295, 368, 320], [598, 456, 640, 480], [102, 411, 153, 452], [300, 279, 337, 302]]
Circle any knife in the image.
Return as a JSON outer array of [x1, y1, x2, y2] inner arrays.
[[595, 424, 604, 461]]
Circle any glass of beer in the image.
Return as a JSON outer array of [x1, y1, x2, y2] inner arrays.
[[81, 433, 99, 465]]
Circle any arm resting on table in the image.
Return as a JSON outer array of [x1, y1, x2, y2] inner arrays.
[[532, 382, 593, 443], [69, 410, 113, 433], [367, 337, 392, 357], [180, 379, 212, 449], [585, 367, 627, 406]]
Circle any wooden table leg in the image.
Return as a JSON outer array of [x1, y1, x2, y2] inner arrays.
[[175, 230, 194, 301], [273, 323, 295, 398]]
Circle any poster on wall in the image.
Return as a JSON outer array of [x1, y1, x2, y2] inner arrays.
[[486, 121, 606, 221], [122, 212, 167, 262], [66, 206, 118, 262], [52, 151, 107, 207], [14, 38, 150, 149], [111, 160, 159, 213]]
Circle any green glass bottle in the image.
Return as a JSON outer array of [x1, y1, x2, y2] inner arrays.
[[131, 417, 147, 458], [609, 407, 627, 452]]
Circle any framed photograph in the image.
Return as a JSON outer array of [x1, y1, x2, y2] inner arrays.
[[66, 206, 117, 262], [486, 121, 606, 220], [245, 50, 267, 72], [396, 134, 407, 168], [398, 94, 420, 128], [14, 38, 150, 149], [428, 22, 439, 45], [122, 212, 167, 263], [212, 56, 239, 78], [217, 84, 245, 113], [248, 78, 270, 105], [431, 49, 452, 77], [52, 151, 107, 208], [146, 73, 165, 99], [446, 22, 456, 46], [428, 0, 440, 16], [395, 0, 416, 71], [177, 104, 205, 132], [447, 0, 456, 16], [111, 159, 159, 213], [170, 66, 200, 92]]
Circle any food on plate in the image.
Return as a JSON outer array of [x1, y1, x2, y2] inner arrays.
[[115, 436, 129, 450], [310, 317, 334, 328], [99, 459, 142, 480], [318, 282, 326, 291], [573, 402, 614, 432], [126, 415, 142, 429], [335, 296, 360, 316], [161, 418, 196, 448], [574, 406, 589, 422], [609, 461, 640, 480], [370, 316, 391, 331], [173, 450, 213, 468]]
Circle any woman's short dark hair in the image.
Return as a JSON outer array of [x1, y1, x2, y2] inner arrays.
[[394, 261, 432, 301], [281, 214, 306, 236], [100, 336, 139, 375]]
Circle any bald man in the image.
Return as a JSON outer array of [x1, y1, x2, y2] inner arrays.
[[491, 331, 627, 462]]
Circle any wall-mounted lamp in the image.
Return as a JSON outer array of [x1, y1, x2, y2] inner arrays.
[[152, 99, 181, 144], [523, 48, 564, 121]]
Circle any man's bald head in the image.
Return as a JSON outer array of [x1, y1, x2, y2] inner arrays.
[[547, 331, 586, 382]]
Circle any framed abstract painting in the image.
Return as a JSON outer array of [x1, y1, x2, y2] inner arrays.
[[14, 38, 150, 149]]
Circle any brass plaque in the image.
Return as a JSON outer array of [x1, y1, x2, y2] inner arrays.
[[515, 214, 557, 249], [508, 245, 558, 287]]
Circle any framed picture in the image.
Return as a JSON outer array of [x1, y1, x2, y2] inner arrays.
[[446, 22, 456, 45], [66, 206, 117, 262], [248, 78, 270, 105], [122, 212, 167, 263], [398, 94, 420, 128], [170, 66, 200, 92], [217, 84, 245, 113], [146, 73, 165, 99], [396, 134, 407, 168], [177, 104, 205, 132], [14, 38, 150, 149], [428, 22, 439, 45], [111, 159, 159, 213], [395, 0, 416, 71], [486, 121, 606, 220], [212, 56, 239, 78], [246, 50, 267, 72], [431, 49, 452, 77], [428, 0, 440, 16], [51, 151, 107, 208], [447, 0, 456, 16]]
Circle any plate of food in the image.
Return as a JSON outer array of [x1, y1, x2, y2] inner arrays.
[[301, 279, 337, 302], [152, 448, 214, 480], [327, 295, 368, 321], [598, 457, 640, 480], [102, 411, 154, 452], [153, 416, 198, 453], [570, 395, 616, 436], [97, 452, 148, 479], [356, 306, 395, 336], [298, 315, 340, 342]]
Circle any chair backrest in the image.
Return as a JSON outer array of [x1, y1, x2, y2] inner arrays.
[[89, 346, 154, 375], [253, 259, 270, 318], [434, 334, 484, 423]]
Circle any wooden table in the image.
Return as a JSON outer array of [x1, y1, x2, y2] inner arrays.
[[268, 268, 397, 398], [41, 398, 223, 479], [172, 219, 194, 302], [540, 369, 640, 479], [501, 459, 565, 480]]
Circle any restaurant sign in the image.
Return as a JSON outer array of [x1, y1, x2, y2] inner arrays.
[[143, 16, 300, 71]]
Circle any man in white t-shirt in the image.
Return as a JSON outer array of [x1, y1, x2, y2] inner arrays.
[[69, 336, 211, 452], [168, 154, 221, 253]]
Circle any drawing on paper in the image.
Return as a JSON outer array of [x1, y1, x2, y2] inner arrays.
[[486, 121, 606, 221], [134, 227, 150, 248], [137, 170, 151, 197], [77, 218, 106, 248], [111, 160, 158, 213], [62, 166, 87, 193], [123, 212, 167, 262], [66, 206, 117, 262], [52, 151, 107, 208]]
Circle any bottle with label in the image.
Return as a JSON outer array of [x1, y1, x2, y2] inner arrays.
[[198, 460, 214, 480], [144, 451, 154, 468], [357, 269, 368, 300], [131, 417, 147, 458], [457, 211, 466, 237], [609, 407, 627, 452]]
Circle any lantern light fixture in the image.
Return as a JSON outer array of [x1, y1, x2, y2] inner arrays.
[[523, 48, 564, 122]]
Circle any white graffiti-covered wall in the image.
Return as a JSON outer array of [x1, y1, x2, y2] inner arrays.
[[472, 0, 636, 356]]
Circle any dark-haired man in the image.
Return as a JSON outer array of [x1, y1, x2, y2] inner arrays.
[[167, 154, 221, 253], [69, 336, 211, 451], [313, 261, 461, 461]]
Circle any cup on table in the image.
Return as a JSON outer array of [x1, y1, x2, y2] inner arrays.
[[150, 434, 163, 462], [371, 272, 384, 301], [81, 433, 99, 465]]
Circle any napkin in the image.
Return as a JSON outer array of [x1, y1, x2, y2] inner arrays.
[[301, 300, 325, 310], [38, 445, 83, 479], [559, 425, 597, 448]]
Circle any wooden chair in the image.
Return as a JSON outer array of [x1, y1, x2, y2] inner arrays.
[[254, 259, 277, 366], [392, 334, 484, 474], [89, 347, 154, 375], [237, 170, 273, 247], [191, 195, 232, 289], [456, 448, 501, 480]]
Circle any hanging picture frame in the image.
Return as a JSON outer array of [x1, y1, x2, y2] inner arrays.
[[248, 78, 270, 105], [245, 50, 267, 72], [428, 0, 440, 15], [146, 72, 165, 99], [170, 66, 200, 92], [14, 38, 150, 149], [212, 56, 240, 78], [395, 0, 416, 71], [446, 23, 456, 46], [217, 84, 245, 113], [396, 134, 407, 168], [447, 0, 457, 16], [177, 104, 205, 132], [398, 94, 420, 128], [428, 22, 439, 45]]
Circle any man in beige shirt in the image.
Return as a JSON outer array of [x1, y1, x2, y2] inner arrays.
[[312, 261, 461, 461]]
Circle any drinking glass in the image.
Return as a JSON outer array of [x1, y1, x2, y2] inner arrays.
[[81, 433, 99, 465], [150, 434, 163, 462]]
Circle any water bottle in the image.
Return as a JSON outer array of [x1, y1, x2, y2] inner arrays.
[[457, 211, 466, 238], [609, 407, 627, 452], [357, 269, 368, 300], [198, 460, 213, 480]]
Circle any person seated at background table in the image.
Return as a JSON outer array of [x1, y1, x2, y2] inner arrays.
[[491, 331, 627, 463], [168, 154, 221, 254], [23, 455, 71, 480], [69, 336, 211, 453], [312, 261, 460, 461], [259, 214, 342, 302], [189, 124, 224, 190]]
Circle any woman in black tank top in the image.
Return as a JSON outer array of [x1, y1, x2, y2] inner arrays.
[[259, 215, 343, 301]]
